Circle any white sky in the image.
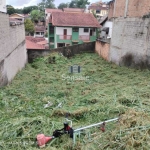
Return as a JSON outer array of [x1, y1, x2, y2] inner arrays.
[[6, 0, 110, 9]]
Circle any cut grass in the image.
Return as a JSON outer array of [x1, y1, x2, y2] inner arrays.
[[0, 53, 150, 149]]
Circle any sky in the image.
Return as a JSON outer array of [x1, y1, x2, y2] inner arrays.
[[6, 0, 109, 9]]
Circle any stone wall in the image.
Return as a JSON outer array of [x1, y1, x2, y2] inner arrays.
[[0, 13, 27, 87]]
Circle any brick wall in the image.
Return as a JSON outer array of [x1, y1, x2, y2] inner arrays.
[[108, 0, 150, 18], [108, 1, 115, 20], [115, 0, 126, 17], [95, 41, 110, 61], [127, 0, 150, 17], [0, 13, 27, 87]]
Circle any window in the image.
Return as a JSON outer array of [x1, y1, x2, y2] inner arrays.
[[73, 42, 78, 45], [84, 28, 89, 32], [50, 26, 54, 34], [73, 27, 79, 32], [50, 37, 54, 42], [90, 29, 93, 36], [96, 10, 100, 14], [36, 32, 40, 35]]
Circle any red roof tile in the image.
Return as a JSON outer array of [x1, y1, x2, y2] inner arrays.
[[26, 39, 45, 49], [26, 36, 45, 43], [63, 8, 85, 13], [25, 36, 46, 50], [37, 40, 48, 45], [35, 26, 45, 32], [51, 12, 101, 27], [45, 8, 62, 13]]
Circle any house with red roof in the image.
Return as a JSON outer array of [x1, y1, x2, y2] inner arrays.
[[48, 11, 101, 48], [45, 9, 63, 30], [26, 36, 48, 50], [34, 26, 45, 38]]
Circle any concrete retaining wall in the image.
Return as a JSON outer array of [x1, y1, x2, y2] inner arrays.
[[109, 17, 150, 68], [0, 13, 27, 87]]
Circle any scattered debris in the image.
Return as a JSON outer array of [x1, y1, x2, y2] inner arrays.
[[44, 101, 53, 108], [58, 52, 64, 57]]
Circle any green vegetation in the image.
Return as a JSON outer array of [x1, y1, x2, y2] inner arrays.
[[0, 53, 150, 150], [24, 19, 35, 35], [6, 5, 16, 15], [6, 5, 38, 15], [69, 0, 90, 8], [58, 3, 69, 9], [30, 10, 44, 23], [38, 0, 56, 11]]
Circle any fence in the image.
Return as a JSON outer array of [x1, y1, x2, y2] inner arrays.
[[27, 41, 95, 63]]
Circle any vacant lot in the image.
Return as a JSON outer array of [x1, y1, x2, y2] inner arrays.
[[0, 53, 150, 150]]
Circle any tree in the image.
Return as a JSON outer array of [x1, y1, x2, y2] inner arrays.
[[15, 8, 23, 14], [76, 0, 90, 8], [69, 0, 90, 8], [24, 19, 35, 35], [22, 6, 38, 14], [7, 5, 15, 15], [30, 10, 44, 23], [69, 0, 77, 8], [58, 3, 68, 9], [38, 0, 55, 11]]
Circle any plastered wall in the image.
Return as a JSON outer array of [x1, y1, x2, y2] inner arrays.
[[0, 13, 27, 87]]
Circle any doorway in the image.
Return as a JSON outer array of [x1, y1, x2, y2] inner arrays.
[[63, 29, 67, 39]]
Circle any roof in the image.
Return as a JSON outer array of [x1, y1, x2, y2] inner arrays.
[[45, 8, 62, 13], [9, 18, 22, 22], [26, 36, 46, 50], [26, 36, 45, 43], [51, 12, 101, 28], [99, 15, 108, 25], [63, 8, 85, 13], [26, 40, 45, 49], [9, 13, 25, 18], [37, 40, 48, 45], [35, 26, 45, 32]]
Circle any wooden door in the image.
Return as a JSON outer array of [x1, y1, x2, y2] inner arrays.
[[64, 29, 67, 39]]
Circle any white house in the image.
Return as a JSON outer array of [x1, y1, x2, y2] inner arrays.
[[101, 21, 113, 39], [34, 26, 45, 38]]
